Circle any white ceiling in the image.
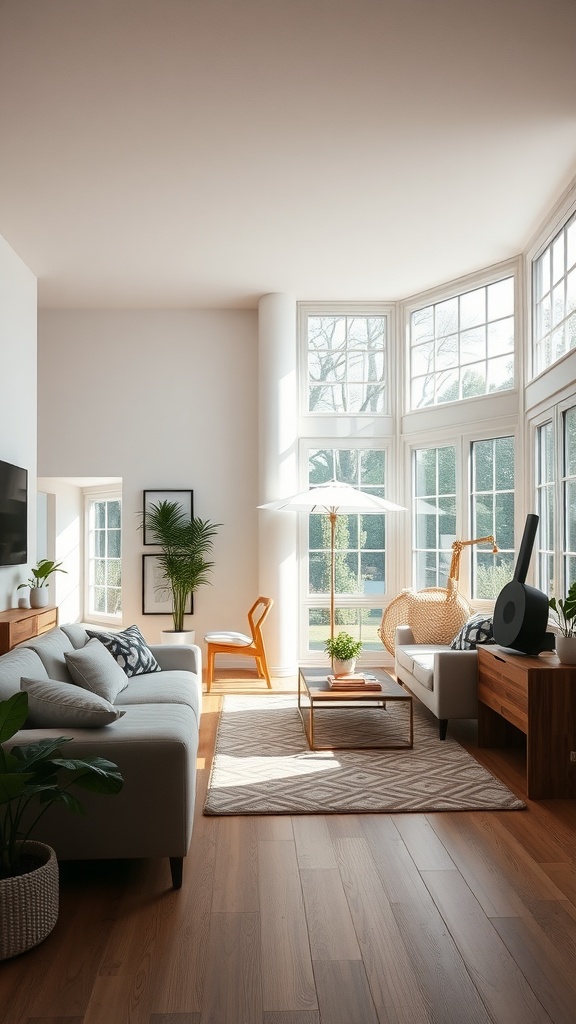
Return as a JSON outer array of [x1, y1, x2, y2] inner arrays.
[[1, 0, 576, 310]]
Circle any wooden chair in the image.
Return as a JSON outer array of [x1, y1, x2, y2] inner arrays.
[[204, 596, 274, 692]]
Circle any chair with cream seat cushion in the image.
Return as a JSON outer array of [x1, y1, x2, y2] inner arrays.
[[204, 596, 273, 692]]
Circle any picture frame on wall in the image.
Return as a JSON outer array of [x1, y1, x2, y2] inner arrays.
[[142, 489, 194, 545], [142, 554, 194, 615]]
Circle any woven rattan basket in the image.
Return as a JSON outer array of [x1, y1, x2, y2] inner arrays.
[[378, 535, 497, 655], [0, 841, 59, 960]]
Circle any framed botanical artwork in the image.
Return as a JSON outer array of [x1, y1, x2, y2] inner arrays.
[[142, 489, 194, 545], [142, 554, 193, 615]]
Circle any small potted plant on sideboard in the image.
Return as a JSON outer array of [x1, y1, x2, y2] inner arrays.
[[17, 558, 67, 609], [549, 581, 576, 664]]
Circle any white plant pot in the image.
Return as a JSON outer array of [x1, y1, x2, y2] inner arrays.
[[161, 629, 195, 645], [29, 588, 49, 609], [332, 657, 356, 677], [555, 635, 576, 665]]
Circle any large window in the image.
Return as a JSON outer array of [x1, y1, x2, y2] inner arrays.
[[533, 212, 576, 375], [412, 446, 457, 589], [86, 493, 122, 622], [562, 407, 576, 590], [409, 277, 514, 409], [305, 313, 387, 414], [470, 437, 514, 598], [305, 446, 387, 653], [536, 422, 555, 595]]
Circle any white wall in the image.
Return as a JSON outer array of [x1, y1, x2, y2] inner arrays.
[[37, 477, 83, 623], [37, 309, 259, 644], [0, 234, 37, 610]]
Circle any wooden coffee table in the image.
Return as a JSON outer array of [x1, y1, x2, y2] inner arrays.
[[298, 666, 413, 751]]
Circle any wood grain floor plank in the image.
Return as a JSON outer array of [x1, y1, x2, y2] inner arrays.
[[26, 1018, 83, 1024], [83, 973, 153, 1024], [422, 869, 552, 1024], [257, 815, 294, 840], [391, 892, 496, 1023], [211, 815, 259, 913], [292, 815, 338, 869], [393, 814, 456, 871], [493, 912, 576, 1024], [258, 839, 317, 1012], [263, 1012, 320, 1023], [427, 812, 563, 918], [313, 960, 379, 1024], [300, 868, 361, 961], [326, 814, 366, 839], [199, 912, 262, 1024], [522, 897, 576, 970], [539, 862, 576, 903], [360, 815, 430, 905], [334, 836, 433, 1024], [149, 834, 216, 1014], [149, 1015, 201, 1023]]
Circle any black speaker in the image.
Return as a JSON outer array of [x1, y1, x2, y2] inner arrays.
[[492, 513, 555, 655]]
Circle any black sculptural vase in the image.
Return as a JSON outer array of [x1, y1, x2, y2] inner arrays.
[[492, 513, 555, 656]]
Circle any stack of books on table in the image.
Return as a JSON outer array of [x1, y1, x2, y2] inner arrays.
[[327, 673, 382, 691]]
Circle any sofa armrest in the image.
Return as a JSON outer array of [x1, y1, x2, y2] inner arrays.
[[434, 649, 478, 718], [395, 625, 415, 646], [149, 643, 202, 676]]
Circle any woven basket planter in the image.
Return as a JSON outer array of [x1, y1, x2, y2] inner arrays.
[[0, 841, 59, 960]]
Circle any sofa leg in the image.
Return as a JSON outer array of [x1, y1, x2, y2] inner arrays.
[[170, 856, 183, 890], [439, 719, 448, 741]]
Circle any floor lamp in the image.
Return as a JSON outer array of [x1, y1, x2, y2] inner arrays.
[[259, 481, 406, 640]]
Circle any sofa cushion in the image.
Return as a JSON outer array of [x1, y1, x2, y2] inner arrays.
[[86, 624, 162, 678], [0, 647, 48, 701], [19, 628, 75, 682], [60, 623, 90, 649], [116, 669, 202, 727], [450, 613, 495, 650], [410, 654, 435, 691], [21, 677, 125, 728], [65, 638, 129, 701]]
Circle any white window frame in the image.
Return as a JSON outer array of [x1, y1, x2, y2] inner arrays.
[[298, 302, 395, 423], [83, 484, 122, 627], [532, 210, 576, 378]]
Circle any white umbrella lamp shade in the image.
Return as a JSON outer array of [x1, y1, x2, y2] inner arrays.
[[259, 481, 407, 641]]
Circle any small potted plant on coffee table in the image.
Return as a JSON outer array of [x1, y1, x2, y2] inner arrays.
[[324, 631, 363, 676]]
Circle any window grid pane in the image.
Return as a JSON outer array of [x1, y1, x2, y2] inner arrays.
[[533, 212, 576, 376], [307, 315, 387, 414], [563, 408, 576, 591], [409, 277, 514, 409], [88, 497, 122, 618], [412, 446, 456, 589], [470, 437, 515, 599], [536, 422, 555, 594]]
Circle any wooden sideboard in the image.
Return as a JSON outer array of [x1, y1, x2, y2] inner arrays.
[[0, 606, 58, 655], [477, 644, 576, 799]]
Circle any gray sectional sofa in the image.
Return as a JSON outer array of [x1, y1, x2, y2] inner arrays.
[[0, 624, 202, 888]]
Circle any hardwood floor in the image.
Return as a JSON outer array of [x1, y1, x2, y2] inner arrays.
[[2, 670, 576, 1024]]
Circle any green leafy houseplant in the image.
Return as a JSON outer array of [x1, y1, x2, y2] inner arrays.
[[142, 500, 221, 633], [324, 631, 363, 662], [0, 691, 123, 879], [17, 559, 67, 590], [549, 580, 576, 637]]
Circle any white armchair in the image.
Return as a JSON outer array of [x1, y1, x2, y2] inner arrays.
[[394, 625, 479, 739]]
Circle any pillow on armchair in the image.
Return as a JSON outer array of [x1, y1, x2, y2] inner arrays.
[[450, 613, 495, 650]]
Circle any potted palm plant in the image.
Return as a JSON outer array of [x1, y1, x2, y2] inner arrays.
[[0, 691, 123, 959], [324, 631, 363, 676], [142, 500, 221, 643], [549, 581, 576, 664], [17, 558, 67, 609]]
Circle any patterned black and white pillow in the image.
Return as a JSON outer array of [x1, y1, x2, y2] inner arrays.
[[86, 624, 162, 677], [450, 613, 495, 651]]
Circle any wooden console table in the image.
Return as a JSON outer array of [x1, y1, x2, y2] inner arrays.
[[0, 606, 58, 655], [477, 644, 576, 799]]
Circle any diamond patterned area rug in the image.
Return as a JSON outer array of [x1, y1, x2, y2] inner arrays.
[[203, 694, 526, 815]]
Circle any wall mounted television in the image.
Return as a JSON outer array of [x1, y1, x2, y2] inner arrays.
[[0, 459, 28, 566]]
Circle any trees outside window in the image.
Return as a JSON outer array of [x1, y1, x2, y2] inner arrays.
[[410, 277, 514, 409], [470, 437, 515, 598], [306, 314, 387, 414]]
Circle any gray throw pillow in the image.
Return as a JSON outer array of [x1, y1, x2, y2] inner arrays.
[[86, 624, 161, 677], [21, 677, 125, 728], [64, 638, 129, 701]]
